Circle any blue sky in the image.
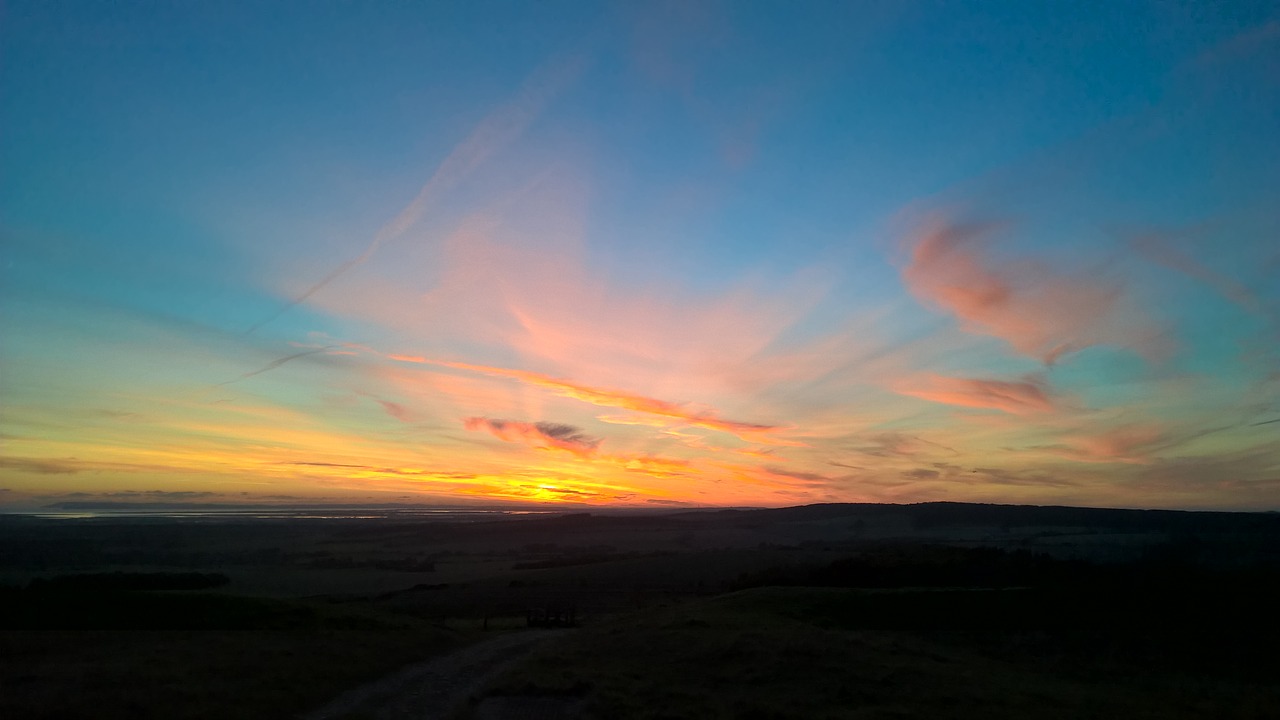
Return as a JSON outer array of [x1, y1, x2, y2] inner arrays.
[[2, 1, 1278, 510]]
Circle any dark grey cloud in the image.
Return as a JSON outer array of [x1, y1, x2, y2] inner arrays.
[[829, 461, 866, 470], [101, 490, 220, 500], [850, 432, 959, 459], [282, 461, 475, 479], [464, 417, 601, 454], [534, 422, 601, 449], [0, 457, 81, 474], [764, 466, 834, 484]]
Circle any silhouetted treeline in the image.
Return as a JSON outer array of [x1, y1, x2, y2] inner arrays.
[[700, 502, 1280, 535]]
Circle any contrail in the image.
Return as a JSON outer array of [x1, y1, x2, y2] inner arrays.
[[246, 51, 589, 334], [217, 347, 333, 386]]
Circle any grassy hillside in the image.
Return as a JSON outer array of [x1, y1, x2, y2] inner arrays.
[[478, 586, 1280, 719], [0, 585, 466, 720]]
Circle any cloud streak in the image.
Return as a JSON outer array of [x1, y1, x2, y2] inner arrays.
[[374, 398, 413, 423], [389, 354, 803, 445], [464, 417, 601, 457], [902, 219, 1166, 364], [217, 346, 332, 386], [896, 374, 1062, 415], [247, 51, 588, 332], [460, 417, 695, 483], [1133, 232, 1278, 335], [1037, 424, 1170, 465]]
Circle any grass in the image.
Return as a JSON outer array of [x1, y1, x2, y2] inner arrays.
[[477, 587, 1280, 719], [0, 591, 470, 720]]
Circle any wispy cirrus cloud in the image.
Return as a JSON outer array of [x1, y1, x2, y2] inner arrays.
[[901, 219, 1167, 364], [92, 490, 219, 500], [322, 163, 846, 403], [373, 398, 413, 423], [848, 432, 959, 459], [0, 456, 83, 474], [1036, 423, 1170, 465], [217, 346, 336, 386], [460, 416, 693, 478], [0, 456, 208, 476], [761, 465, 834, 484], [283, 461, 476, 480], [895, 374, 1063, 415], [248, 50, 589, 333], [389, 355, 804, 445], [1133, 232, 1278, 334]]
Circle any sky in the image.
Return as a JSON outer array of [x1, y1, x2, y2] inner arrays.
[[2, 1, 1278, 511]]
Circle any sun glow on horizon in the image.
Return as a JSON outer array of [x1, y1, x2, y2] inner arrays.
[[2, 3, 1279, 512]]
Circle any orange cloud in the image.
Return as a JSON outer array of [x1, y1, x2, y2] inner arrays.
[[699, 459, 852, 494], [607, 454, 692, 477], [396, 356, 803, 445], [733, 447, 779, 460], [896, 374, 1061, 415], [595, 414, 674, 428], [902, 219, 1166, 364], [461, 417, 698, 480]]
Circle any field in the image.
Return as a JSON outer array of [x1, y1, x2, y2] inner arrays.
[[481, 586, 1280, 719], [2, 502, 1278, 718]]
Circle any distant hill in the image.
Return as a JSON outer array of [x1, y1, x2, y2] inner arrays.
[[675, 501, 1280, 533]]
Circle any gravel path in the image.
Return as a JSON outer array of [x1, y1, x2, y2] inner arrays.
[[301, 629, 568, 720]]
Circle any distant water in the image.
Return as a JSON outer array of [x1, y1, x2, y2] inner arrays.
[[6, 506, 560, 522]]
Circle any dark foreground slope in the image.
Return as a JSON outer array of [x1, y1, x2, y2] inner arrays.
[[480, 585, 1280, 720], [1, 501, 1278, 719], [0, 585, 465, 720]]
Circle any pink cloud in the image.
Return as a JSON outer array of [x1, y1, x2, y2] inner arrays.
[[463, 417, 601, 458], [395, 356, 804, 446], [595, 414, 674, 428], [902, 219, 1167, 364], [460, 417, 696, 479], [850, 432, 959, 459], [610, 454, 692, 476], [296, 166, 857, 446], [896, 374, 1061, 415], [1038, 423, 1169, 465], [375, 399, 413, 423]]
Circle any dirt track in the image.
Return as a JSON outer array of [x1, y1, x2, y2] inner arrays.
[[301, 629, 568, 720]]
